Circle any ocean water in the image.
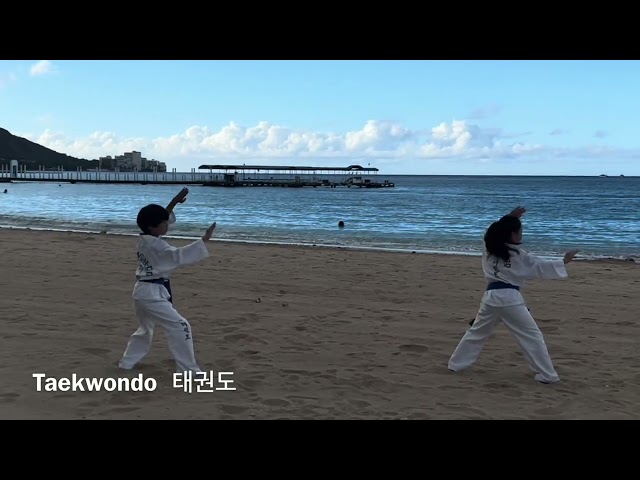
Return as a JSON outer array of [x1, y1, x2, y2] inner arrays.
[[0, 175, 638, 260]]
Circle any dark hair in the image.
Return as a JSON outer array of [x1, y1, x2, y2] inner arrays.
[[137, 204, 169, 234], [484, 215, 521, 262]]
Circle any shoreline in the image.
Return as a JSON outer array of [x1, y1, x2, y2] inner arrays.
[[0, 223, 636, 263]]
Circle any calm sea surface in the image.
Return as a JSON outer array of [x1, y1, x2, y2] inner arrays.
[[0, 175, 638, 260]]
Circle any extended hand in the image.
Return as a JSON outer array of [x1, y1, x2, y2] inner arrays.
[[174, 187, 189, 204], [563, 249, 579, 264], [509, 206, 526, 218], [202, 222, 217, 241]]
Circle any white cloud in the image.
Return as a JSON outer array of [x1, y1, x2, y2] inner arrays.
[[14, 119, 637, 173], [30, 60, 56, 77]]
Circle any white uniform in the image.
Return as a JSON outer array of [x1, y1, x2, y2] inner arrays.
[[448, 243, 568, 383], [119, 212, 210, 374]]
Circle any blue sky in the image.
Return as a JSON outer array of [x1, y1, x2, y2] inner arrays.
[[0, 60, 638, 175]]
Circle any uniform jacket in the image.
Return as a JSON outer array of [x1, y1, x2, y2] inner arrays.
[[132, 211, 209, 302], [481, 243, 567, 307]]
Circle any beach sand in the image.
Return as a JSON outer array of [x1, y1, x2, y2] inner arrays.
[[1, 228, 638, 420]]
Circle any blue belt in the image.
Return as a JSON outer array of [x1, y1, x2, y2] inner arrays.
[[486, 281, 519, 291], [139, 278, 173, 304]]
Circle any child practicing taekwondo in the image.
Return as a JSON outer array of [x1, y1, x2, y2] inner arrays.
[[447, 206, 579, 384], [118, 187, 217, 375]]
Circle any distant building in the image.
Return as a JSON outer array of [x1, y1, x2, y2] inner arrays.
[[98, 151, 166, 172]]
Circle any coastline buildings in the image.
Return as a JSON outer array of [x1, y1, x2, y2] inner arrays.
[[97, 151, 166, 172]]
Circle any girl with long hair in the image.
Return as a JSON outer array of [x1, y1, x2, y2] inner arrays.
[[448, 206, 579, 384]]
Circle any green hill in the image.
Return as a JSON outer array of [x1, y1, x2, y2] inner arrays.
[[0, 127, 98, 170]]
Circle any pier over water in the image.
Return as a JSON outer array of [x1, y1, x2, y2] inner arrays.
[[0, 163, 395, 188]]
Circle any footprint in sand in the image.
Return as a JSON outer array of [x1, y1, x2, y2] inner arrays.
[[241, 374, 266, 389], [398, 344, 429, 353], [0, 392, 20, 403], [224, 333, 268, 345], [224, 333, 249, 341], [105, 406, 141, 414], [241, 350, 261, 356], [281, 369, 314, 376], [348, 399, 371, 408], [287, 395, 318, 402], [0, 393, 20, 398], [220, 404, 250, 415], [483, 382, 523, 397], [262, 398, 291, 407], [439, 404, 489, 418], [437, 384, 467, 392], [615, 320, 634, 326], [79, 347, 111, 357], [533, 406, 564, 416], [53, 393, 77, 399]]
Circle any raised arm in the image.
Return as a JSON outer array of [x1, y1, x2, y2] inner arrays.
[[507, 206, 526, 218], [166, 187, 189, 215]]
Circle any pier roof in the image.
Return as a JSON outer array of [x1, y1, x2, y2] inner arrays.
[[197, 164, 379, 172]]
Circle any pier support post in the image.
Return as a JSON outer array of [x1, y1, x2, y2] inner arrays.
[[10, 159, 19, 178]]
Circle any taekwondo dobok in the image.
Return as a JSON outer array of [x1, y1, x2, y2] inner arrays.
[[448, 243, 569, 384], [119, 211, 210, 374]]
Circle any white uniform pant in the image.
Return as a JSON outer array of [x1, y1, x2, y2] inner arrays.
[[448, 302, 560, 383], [119, 299, 201, 373]]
